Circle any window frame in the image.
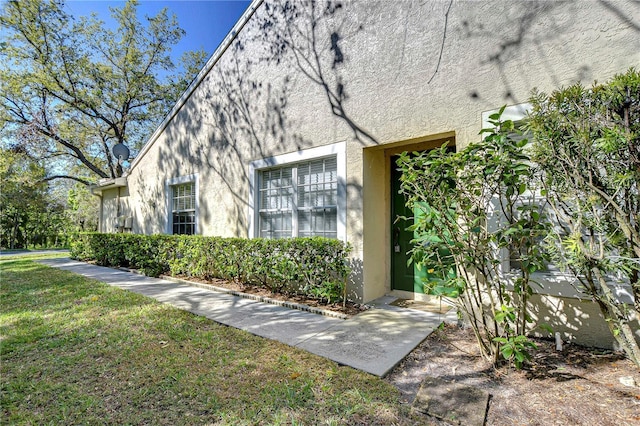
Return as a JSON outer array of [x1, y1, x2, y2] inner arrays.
[[481, 105, 599, 300], [166, 174, 198, 235], [248, 142, 346, 241], [482, 105, 633, 302]]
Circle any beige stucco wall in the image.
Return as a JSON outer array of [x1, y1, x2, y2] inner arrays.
[[528, 294, 640, 351], [98, 188, 131, 234], [103, 0, 639, 347]]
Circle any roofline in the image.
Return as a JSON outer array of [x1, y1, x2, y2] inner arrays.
[[90, 176, 128, 195], [129, 0, 265, 170]]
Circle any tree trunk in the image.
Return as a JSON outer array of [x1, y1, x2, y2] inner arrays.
[[592, 268, 640, 368], [616, 321, 640, 368], [10, 213, 19, 249]]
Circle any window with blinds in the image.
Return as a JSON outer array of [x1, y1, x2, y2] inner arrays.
[[172, 182, 195, 235], [259, 166, 294, 239], [258, 156, 337, 238]]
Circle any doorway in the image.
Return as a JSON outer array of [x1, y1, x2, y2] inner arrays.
[[390, 155, 428, 293], [389, 145, 456, 295], [361, 132, 455, 302]]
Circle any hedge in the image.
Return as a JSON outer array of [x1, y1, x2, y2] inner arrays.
[[70, 233, 351, 304]]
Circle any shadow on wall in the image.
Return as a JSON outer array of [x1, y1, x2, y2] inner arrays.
[[259, 0, 378, 146], [528, 294, 640, 350], [153, 30, 306, 236], [146, 0, 381, 237], [460, 0, 640, 106], [347, 257, 363, 302], [133, 0, 639, 240], [139, 1, 362, 236], [458, 0, 569, 106], [599, 0, 640, 32], [131, 177, 163, 235]]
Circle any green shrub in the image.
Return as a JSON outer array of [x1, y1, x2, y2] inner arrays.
[[70, 233, 351, 303]]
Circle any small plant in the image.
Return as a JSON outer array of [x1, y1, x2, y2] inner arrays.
[[493, 305, 538, 368], [493, 335, 537, 369], [308, 280, 344, 304]]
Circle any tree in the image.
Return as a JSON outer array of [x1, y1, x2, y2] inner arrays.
[[0, 146, 48, 248], [0, 0, 207, 184], [66, 183, 99, 232], [397, 113, 549, 367], [528, 68, 640, 367], [0, 147, 99, 249]]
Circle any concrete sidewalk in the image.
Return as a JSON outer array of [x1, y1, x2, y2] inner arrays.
[[38, 258, 453, 377]]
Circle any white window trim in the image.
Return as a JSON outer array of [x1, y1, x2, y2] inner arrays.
[[248, 141, 347, 241], [166, 174, 199, 235], [481, 105, 632, 302], [481, 103, 531, 130], [483, 103, 534, 274]]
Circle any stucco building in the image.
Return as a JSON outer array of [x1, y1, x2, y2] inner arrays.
[[93, 0, 639, 348]]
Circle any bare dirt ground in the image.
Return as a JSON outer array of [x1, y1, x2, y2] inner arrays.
[[386, 324, 640, 425]]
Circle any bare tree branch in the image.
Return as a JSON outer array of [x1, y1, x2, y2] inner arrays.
[[40, 175, 92, 186], [428, 0, 454, 84]]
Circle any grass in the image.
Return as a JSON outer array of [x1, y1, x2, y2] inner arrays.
[[0, 251, 69, 261], [0, 258, 414, 425]]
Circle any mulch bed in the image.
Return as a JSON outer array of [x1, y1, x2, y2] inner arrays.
[[170, 274, 368, 316], [386, 324, 640, 425]]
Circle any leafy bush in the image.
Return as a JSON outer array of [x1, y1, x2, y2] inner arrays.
[[70, 233, 351, 304], [71, 233, 170, 275], [397, 109, 548, 367], [527, 68, 640, 366]]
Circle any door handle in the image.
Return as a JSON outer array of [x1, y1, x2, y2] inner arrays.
[[393, 227, 401, 253]]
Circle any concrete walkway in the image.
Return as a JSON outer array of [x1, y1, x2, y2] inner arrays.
[[38, 258, 454, 377]]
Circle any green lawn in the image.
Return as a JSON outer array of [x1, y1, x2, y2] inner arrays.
[[0, 258, 415, 425]]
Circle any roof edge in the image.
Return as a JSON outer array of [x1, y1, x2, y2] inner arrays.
[[129, 0, 265, 171], [90, 176, 128, 195]]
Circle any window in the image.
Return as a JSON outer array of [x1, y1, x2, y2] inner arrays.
[[249, 141, 346, 241], [258, 166, 294, 238], [482, 105, 582, 296], [505, 190, 555, 273], [172, 183, 195, 235], [297, 158, 338, 237], [483, 105, 547, 272], [258, 157, 338, 238], [166, 174, 198, 235], [481, 105, 634, 301]]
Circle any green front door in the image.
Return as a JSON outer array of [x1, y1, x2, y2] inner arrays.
[[390, 157, 427, 293]]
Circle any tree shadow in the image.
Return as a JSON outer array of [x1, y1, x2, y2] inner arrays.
[[148, 25, 316, 236], [259, 0, 378, 145], [454, 0, 638, 107], [458, 1, 568, 105], [598, 0, 640, 32], [141, 0, 381, 238]]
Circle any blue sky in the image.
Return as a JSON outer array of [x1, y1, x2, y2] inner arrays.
[[66, 0, 252, 65]]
